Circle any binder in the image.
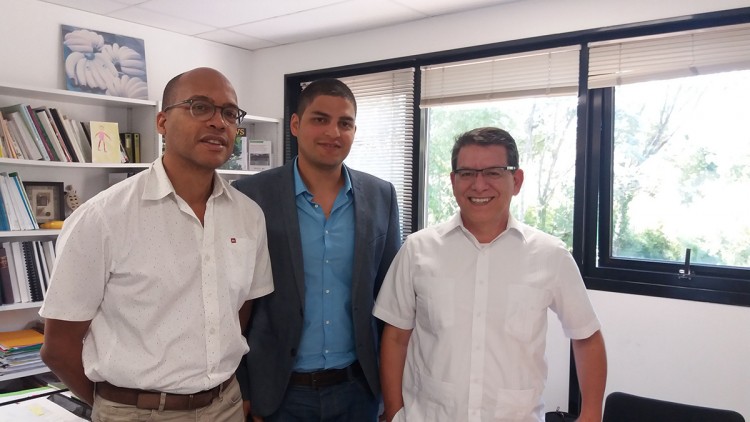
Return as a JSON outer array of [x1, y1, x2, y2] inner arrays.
[[21, 241, 44, 302], [10, 242, 30, 302], [0, 245, 14, 304], [1, 242, 21, 303]]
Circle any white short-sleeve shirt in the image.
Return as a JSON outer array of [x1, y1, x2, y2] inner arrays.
[[374, 214, 600, 422], [40, 158, 274, 393]]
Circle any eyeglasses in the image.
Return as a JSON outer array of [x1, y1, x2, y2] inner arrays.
[[163, 98, 247, 125], [453, 166, 517, 180]]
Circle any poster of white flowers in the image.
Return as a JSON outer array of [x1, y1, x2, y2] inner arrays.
[[62, 25, 148, 100]]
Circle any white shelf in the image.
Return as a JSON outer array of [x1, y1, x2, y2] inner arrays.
[[0, 157, 149, 171], [0, 302, 43, 312], [0, 230, 61, 240], [0, 83, 157, 108], [0, 365, 50, 382]]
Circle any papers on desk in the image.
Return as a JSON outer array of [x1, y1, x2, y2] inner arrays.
[[0, 389, 87, 421]]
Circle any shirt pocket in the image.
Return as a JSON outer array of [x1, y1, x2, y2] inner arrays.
[[221, 237, 258, 304], [414, 277, 455, 330], [410, 371, 457, 421], [493, 387, 538, 421], [504, 284, 550, 342]]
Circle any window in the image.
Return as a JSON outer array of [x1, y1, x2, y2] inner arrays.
[[585, 22, 750, 303], [338, 69, 415, 239], [285, 8, 750, 306], [421, 47, 580, 247]]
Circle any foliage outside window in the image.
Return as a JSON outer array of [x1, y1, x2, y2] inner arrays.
[[610, 70, 750, 267]]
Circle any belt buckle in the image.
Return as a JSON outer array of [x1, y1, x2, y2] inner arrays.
[[310, 373, 320, 389]]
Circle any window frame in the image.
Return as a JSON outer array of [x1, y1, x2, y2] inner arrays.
[[283, 10, 750, 304]]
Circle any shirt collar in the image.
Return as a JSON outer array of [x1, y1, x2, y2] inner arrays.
[[142, 157, 231, 201], [437, 212, 527, 243], [293, 157, 352, 197]]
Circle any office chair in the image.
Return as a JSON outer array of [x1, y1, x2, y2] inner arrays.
[[602, 392, 745, 422]]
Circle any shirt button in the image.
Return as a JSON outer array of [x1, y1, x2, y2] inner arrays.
[[314, 204, 319, 208], [325, 289, 330, 294], [324, 349, 329, 354], [325, 230, 329, 234], [325, 260, 329, 264], [325, 320, 330, 325]]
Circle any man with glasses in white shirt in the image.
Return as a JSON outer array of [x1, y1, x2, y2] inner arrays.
[[375, 127, 607, 422], [40, 67, 273, 422]]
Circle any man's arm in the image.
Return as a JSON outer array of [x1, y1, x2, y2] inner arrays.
[[571, 330, 607, 422], [40, 318, 94, 405], [380, 323, 412, 422]]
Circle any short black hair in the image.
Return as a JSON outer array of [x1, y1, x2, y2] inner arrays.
[[451, 127, 520, 171], [297, 78, 357, 117]]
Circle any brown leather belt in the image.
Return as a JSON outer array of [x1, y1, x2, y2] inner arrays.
[[289, 361, 364, 389], [95, 375, 234, 410]]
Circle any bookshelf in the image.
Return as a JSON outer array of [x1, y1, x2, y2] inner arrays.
[[0, 83, 159, 384]]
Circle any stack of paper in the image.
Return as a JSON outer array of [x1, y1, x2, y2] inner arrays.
[[0, 329, 45, 377]]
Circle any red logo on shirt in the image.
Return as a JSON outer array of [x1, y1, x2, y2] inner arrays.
[[230, 238, 237, 243]]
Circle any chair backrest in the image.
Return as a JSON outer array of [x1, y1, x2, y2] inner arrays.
[[603, 392, 745, 422]]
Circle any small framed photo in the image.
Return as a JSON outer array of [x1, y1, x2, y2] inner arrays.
[[23, 182, 65, 223]]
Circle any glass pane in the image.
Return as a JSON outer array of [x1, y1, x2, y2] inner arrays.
[[612, 70, 750, 267], [424, 96, 578, 248]]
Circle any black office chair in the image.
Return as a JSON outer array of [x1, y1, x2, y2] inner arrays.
[[602, 392, 745, 422]]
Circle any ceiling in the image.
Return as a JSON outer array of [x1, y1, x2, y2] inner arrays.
[[40, 0, 521, 51]]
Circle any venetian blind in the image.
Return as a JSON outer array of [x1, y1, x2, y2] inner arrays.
[[421, 45, 580, 107], [336, 69, 415, 239], [589, 22, 750, 88]]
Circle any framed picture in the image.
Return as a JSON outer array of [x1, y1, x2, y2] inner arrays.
[[61, 24, 148, 99], [23, 182, 65, 223]]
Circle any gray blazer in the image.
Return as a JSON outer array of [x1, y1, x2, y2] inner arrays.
[[233, 160, 402, 417]]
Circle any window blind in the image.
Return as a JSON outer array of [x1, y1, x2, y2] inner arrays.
[[421, 46, 580, 107], [337, 69, 415, 239], [589, 22, 750, 88]]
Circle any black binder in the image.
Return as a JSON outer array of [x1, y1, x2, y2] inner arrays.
[[21, 241, 44, 302]]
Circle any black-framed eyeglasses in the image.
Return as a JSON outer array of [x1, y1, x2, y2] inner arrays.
[[163, 98, 247, 125], [453, 166, 518, 180]]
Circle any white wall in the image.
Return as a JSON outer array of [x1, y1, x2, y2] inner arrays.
[[0, 0, 254, 109], [248, 0, 750, 418]]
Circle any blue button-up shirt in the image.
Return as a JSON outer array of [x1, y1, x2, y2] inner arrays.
[[293, 160, 356, 371]]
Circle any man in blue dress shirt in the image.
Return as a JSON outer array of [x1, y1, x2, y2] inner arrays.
[[234, 78, 402, 421]]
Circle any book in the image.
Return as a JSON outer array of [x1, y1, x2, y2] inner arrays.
[[133, 132, 141, 163], [0, 173, 23, 230], [63, 116, 92, 162], [48, 108, 81, 162], [0, 111, 18, 159], [9, 242, 30, 302], [0, 105, 49, 160], [21, 241, 43, 302], [1, 242, 21, 304], [25, 105, 58, 161], [0, 245, 14, 304], [247, 140, 273, 171], [32, 241, 49, 296], [220, 127, 248, 170], [6, 112, 41, 161], [35, 107, 72, 162], [0, 329, 44, 350], [10, 172, 39, 229], [0, 189, 9, 231], [119, 132, 134, 163], [89, 121, 121, 163]]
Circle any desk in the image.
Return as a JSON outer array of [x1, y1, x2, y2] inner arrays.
[[0, 387, 89, 421]]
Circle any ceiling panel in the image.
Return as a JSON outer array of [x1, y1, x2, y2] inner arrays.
[[108, 6, 216, 35], [231, 0, 425, 44]]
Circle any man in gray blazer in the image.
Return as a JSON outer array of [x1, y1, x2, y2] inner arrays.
[[234, 78, 402, 421]]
